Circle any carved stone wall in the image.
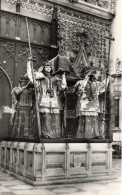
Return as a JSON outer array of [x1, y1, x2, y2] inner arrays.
[[0, 39, 51, 86], [2, 0, 113, 71], [78, 0, 115, 11], [0, 10, 51, 46], [57, 8, 110, 71], [3, 0, 115, 14]]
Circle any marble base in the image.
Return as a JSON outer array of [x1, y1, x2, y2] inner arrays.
[[0, 141, 115, 185]]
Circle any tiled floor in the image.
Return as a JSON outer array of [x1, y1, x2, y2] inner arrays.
[[0, 158, 121, 195]]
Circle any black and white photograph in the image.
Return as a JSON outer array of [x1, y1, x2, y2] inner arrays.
[[0, 0, 121, 194]]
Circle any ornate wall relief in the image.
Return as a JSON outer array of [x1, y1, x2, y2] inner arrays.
[[1, 11, 51, 46], [0, 39, 51, 86], [78, 0, 115, 10], [3, 0, 112, 71], [5, 0, 116, 13], [57, 7, 110, 68]]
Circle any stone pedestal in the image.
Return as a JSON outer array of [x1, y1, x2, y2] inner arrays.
[[0, 141, 115, 185]]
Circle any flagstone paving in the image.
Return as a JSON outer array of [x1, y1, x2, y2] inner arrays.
[[0, 158, 121, 195]]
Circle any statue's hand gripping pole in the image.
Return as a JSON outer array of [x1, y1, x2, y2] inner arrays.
[[26, 17, 42, 138]]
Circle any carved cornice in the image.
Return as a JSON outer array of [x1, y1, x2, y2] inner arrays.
[[4, 0, 115, 20], [46, 0, 115, 20], [78, 0, 115, 13]]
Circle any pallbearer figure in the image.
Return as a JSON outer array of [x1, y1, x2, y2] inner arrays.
[[10, 76, 35, 138], [74, 68, 109, 139], [27, 56, 67, 138]]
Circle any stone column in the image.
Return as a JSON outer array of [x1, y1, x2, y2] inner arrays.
[[109, 0, 122, 139], [110, 0, 122, 74]]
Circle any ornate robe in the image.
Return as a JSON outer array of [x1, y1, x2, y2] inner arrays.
[[74, 77, 108, 138], [27, 61, 67, 138], [10, 85, 35, 138]]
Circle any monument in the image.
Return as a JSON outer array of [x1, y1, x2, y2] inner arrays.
[[0, 0, 115, 185], [0, 52, 114, 185]]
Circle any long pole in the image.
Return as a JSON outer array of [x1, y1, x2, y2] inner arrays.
[[102, 69, 108, 139], [26, 17, 42, 138], [102, 34, 115, 139]]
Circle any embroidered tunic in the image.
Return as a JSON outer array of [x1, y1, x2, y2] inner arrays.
[[10, 85, 35, 138], [27, 61, 67, 138], [74, 77, 107, 116], [74, 76, 109, 138]]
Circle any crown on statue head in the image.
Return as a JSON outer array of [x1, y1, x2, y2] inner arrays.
[[44, 61, 52, 67]]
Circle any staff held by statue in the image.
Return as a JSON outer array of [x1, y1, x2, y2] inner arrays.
[[102, 34, 115, 139], [25, 17, 42, 138]]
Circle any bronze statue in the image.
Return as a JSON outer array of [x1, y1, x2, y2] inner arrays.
[[27, 57, 67, 138], [10, 76, 35, 138], [74, 68, 109, 139]]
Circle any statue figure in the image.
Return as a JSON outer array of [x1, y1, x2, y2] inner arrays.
[[10, 76, 35, 138], [27, 57, 67, 138], [74, 68, 109, 139]]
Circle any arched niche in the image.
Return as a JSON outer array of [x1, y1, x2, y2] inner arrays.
[[0, 66, 12, 139]]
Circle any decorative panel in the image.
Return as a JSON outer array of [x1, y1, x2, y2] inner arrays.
[[1, 15, 7, 36], [12, 148, 17, 166], [70, 152, 87, 168], [19, 150, 24, 166], [26, 151, 33, 174], [35, 152, 42, 173], [92, 152, 107, 172], [6, 148, 10, 164], [46, 152, 64, 169], [20, 20, 27, 41], [9, 18, 16, 39], [0, 11, 51, 46], [92, 152, 106, 162]]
